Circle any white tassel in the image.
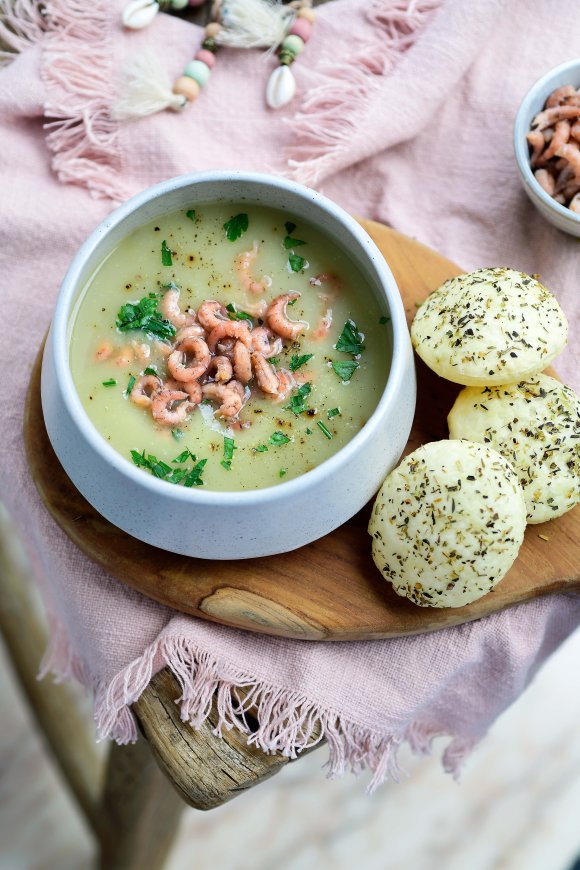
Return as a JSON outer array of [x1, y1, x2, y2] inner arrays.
[[112, 52, 186, 120], [217, 0, 293, 50]]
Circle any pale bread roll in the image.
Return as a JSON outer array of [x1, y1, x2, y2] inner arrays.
[[368, 440, 526, 608], [411, 268, 567, 385], [448, 374, 580, 523]]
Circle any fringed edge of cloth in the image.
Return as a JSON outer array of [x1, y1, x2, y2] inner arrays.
[[40, 623, 478, 794]]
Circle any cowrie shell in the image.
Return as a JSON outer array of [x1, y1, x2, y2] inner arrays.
[[122, 0, 160, 30], [266, 65, 296, 110]]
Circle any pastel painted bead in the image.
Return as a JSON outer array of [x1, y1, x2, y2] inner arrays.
[[205, 21, 221, 38], [282, 34, 304, 56], [195, 49, 216, 68], [289, 18, 312, 42], [297, 7, 316, 23], [173, 76, 200, 102], [170, 0, 188, 9], [183, 59, 211, 87]]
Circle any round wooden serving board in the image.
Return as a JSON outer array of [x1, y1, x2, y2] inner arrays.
[[25, 220, 580, 641]]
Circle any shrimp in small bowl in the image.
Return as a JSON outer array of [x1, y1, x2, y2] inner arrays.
[[515, 58, 580, 236]]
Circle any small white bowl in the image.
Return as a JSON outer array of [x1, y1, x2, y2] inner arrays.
[[514, 58, 580, 237], [41, 172, 416, 560]]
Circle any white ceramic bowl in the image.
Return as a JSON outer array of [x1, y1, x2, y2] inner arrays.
[[41, 172, 416, 559], [514, 58, 580, 236]]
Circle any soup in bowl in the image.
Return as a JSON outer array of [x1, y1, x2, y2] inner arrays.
[[42, 173, 416, 559]]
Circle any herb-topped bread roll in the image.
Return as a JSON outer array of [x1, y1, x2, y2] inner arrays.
[[368, 440, 527, 608], [448, 374, 580, 523], [411, 268, 568, 385]]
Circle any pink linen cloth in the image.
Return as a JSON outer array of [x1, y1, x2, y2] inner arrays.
[[0, 0, 578, 789]]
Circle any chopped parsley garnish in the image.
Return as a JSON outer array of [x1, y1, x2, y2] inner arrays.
[[317, 421, 332, 439], [144, 366, 157, 376], [279, 468, 287, 478], [379, 315, 391, 325], [283, 235, 306, 249], [183, 458, 207, 487], [102, 378, 117, 387], [306, 427, 313, 435], [125, 374, 136, 396], [285, 382, 311, 416], [288, 253, 306, 272], [221, 436, 236, 470], [186, 209, 196, 222], [255, 444, 268, 453], [290, 353, 313, 372], [327, 408, 341, 418], [335, 319, 365, 355], [268, 357, 279, 365], [269, 431, 290, 446], [161, 240, 172, 266], [226, 302, 253, 322], [172, 448, 196, 463], [171, 429, 184, 442], [224, 213, 249, 241], [130, 450, 207, 486], [284, 221, 296, 235], [331, 360, 359, 382], [116, 293, 176, 341]]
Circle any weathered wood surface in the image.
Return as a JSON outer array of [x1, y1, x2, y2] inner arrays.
[[24, 221, 580, 641], [133, 668, 322, 811]]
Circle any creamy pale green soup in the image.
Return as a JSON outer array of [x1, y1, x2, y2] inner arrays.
[[69, 204, 391, 491]]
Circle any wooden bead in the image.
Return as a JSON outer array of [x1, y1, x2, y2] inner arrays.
[[183, 59, 211, 87], [195, 49, 216, 68], [173, 76, 201, 102], [297, 8, 316, 23], [289, 18, 312, 42], [205, 22, 221, 38], [282, 34, 304, 56]]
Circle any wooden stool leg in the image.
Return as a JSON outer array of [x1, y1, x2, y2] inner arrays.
[[99, 738, 185, 870], [0, 502, 104, 833]]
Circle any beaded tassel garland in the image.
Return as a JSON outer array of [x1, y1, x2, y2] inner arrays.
[[115, 0, 314, 118]]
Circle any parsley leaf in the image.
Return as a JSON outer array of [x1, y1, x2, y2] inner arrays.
[[283, 235, 307, 249], [183, 458, 208, 487], [255, 445, 268, 453], [285, 382, 311, 416], [331, 360, 359, 382], [172, 448, 196, 463], [226, 303, 253, 322], [171, 429, 184, 442], [269, 431, 290, 446], [224, 213, 249, 241], [288, 253, 306, 272], [102, 378, 117, 387], [125, 374, 136, 396], [290, 353, 313, 372], [306, 427, 313, 435], [116, 293, 176, 341], [317, 421, 332, 439], [221, 436, 236, 470], [279, 468, 287, 478], [284, 221, 296, 235], [335, 319, 365, 355], [144, 366, 157, 376], [186, 209, 196, 222], [161, 240, 172, 266], [130, 449, 207, 486], [327, 408, 341, 418]]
